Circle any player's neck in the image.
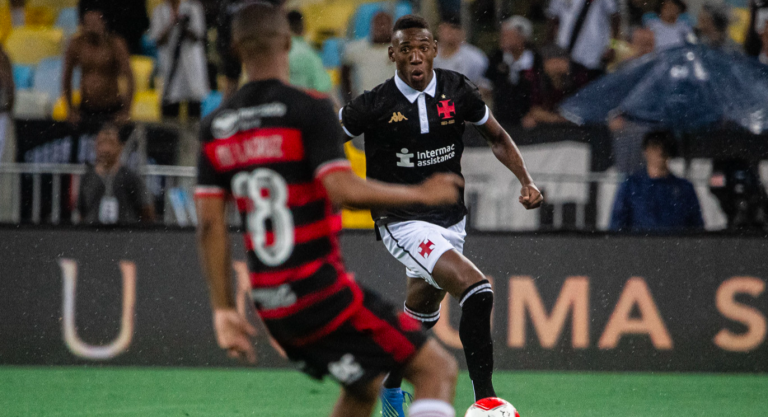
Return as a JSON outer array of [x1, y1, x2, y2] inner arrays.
[[397, 70, 434, 92], [243, 55, 290, 84]]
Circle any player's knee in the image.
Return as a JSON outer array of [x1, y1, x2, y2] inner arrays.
[[459, 279, 493, 312]]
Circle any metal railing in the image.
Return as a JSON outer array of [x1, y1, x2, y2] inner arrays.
[[0, 163, 196, 225]]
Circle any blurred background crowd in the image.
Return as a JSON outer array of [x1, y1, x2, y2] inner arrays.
[[1, 0, 768, 233]]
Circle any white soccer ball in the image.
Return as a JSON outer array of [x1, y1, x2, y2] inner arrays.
[[464, 397, 520, 417]]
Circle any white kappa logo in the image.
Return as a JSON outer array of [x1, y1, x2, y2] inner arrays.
[[328, 354, 364, 384], [396, 148, 414, 167]]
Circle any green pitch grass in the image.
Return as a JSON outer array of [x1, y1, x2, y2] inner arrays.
[[1, 367, 766, 416]]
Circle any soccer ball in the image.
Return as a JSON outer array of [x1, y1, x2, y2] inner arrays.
[[464, 397, 519, 417]]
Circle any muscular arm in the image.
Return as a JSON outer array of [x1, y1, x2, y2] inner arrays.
[[0, 48, 13, 112], [63, 39, 78, 112], [196, 197, 234, 310], [196, 195, 256, 363], [340, 65, 353, 103], [115, 38, 134, 114], [321, 169, 462, 210], [474, 112, 543, 209]]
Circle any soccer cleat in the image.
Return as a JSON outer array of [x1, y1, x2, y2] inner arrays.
[[381, 387, 411, 417]]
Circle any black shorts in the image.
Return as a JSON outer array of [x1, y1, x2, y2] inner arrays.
[[279, 287, 427, 390]]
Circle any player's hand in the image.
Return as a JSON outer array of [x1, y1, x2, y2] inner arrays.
[[213, 308, 257, 364], [417, 173, 464, 206], [519, 183, 543, 210]]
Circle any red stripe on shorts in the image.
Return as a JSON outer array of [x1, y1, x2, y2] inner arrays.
[[348, 306, 417, 363]]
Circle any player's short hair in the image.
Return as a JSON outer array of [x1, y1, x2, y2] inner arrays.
[[392, 14, 430, 33], [232, 2, 290, 59], [642, 130, 678, 157], [287, 10, 304, 35]]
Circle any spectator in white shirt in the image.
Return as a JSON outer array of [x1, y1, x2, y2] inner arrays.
[[149, 0, 210, 119], [433, 15, 489, 88], [547, 0, 620, 80], [645, 0, 693, 51], [341, 11, 394, 101]]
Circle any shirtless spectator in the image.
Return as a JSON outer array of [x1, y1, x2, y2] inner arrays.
[[63, 9, 134, 132]]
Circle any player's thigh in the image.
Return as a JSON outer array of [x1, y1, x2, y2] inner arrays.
[[402, 339, 458, 402], [405, 277, 446, 314], [431, 249, 486, 299]]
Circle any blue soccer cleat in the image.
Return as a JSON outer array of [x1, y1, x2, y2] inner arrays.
[[380, 387, 412, 417]]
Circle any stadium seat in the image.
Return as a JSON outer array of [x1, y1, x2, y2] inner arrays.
[[350, 1, 412, 40], [341, 142, 375, 229], [33, 57, 63, 102], [302, 0, 358, 44], [326, 68, 340, 87], [0, 6, 11, 43], [13, 90, 50, 119], [321, 38, 343, 68], [3, 26, 64, 65], [201, 91, 222, 118], [131, 90, 161, 122], [25, 6, 57, 26], [140, 34, 158, 60], [55, 7, 79, 38], [12, 64, 34, 90], [130, 55, 155, 93], [51, 90, 80, 121]]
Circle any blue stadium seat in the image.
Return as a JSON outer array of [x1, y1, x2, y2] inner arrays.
[[141, 34, 158, 59], [201, 91, 222, 118], [55, 7, 78, 38], [321, 38, 343, 68], [12, 64, 34, 89], [33, 57, 63, 101], [350, 2, 412, 40]]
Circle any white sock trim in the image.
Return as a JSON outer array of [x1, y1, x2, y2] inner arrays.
[[404, 304, 441, 322], [408, 399, 455, 417], [459, 283, 493, 307]]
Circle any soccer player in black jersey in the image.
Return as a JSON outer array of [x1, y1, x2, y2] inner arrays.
[[339, 15, 544, 415], [196, 5, 464, 417]]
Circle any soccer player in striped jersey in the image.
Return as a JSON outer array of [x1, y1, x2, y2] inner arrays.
[[196, 4, 461, 417]]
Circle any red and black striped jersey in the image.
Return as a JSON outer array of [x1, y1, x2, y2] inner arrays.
[[195, 79, 359, 346]]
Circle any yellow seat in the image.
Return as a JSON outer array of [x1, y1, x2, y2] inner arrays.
[[303, 0, 359, 44], [326, 68, 340, 87], [131, 90, 161, 122], [3, 26, 64, 65], [0, 7, 11, 43], [342, 141, 375, 229], [51, 91, 80, 121], [729, 7, 750, 45], [27, 0, 77, 8], [25, 6, 56, 26], [130, 55, 155, 93]]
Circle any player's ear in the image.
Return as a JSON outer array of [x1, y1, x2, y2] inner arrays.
[[433, 39, 438, 54], [388, 45, 395, 62]]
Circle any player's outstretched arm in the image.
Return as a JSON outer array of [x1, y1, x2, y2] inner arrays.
[[196, 197, 257, 363], [474, 112, 544, 210], [321, 169, 463, 209]]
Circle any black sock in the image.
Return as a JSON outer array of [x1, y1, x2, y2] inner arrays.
[[382, 305, 440, 390], [459, 280, 496, 400]]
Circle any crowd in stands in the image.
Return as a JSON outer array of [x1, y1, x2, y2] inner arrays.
[[1, 0, 768, 230]]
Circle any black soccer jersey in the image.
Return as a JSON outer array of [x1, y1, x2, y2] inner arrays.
[[340, 69, 489, 228], [196, 80, 363, 346]]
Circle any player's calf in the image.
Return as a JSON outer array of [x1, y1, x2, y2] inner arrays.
[[402, 339, 458, 417]]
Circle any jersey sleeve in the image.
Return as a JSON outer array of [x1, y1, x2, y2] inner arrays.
[[339, 93, 371, 137], [195, 126, 228, 199], [463, 77, 490, 125], [304, 98, 352, 179]]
